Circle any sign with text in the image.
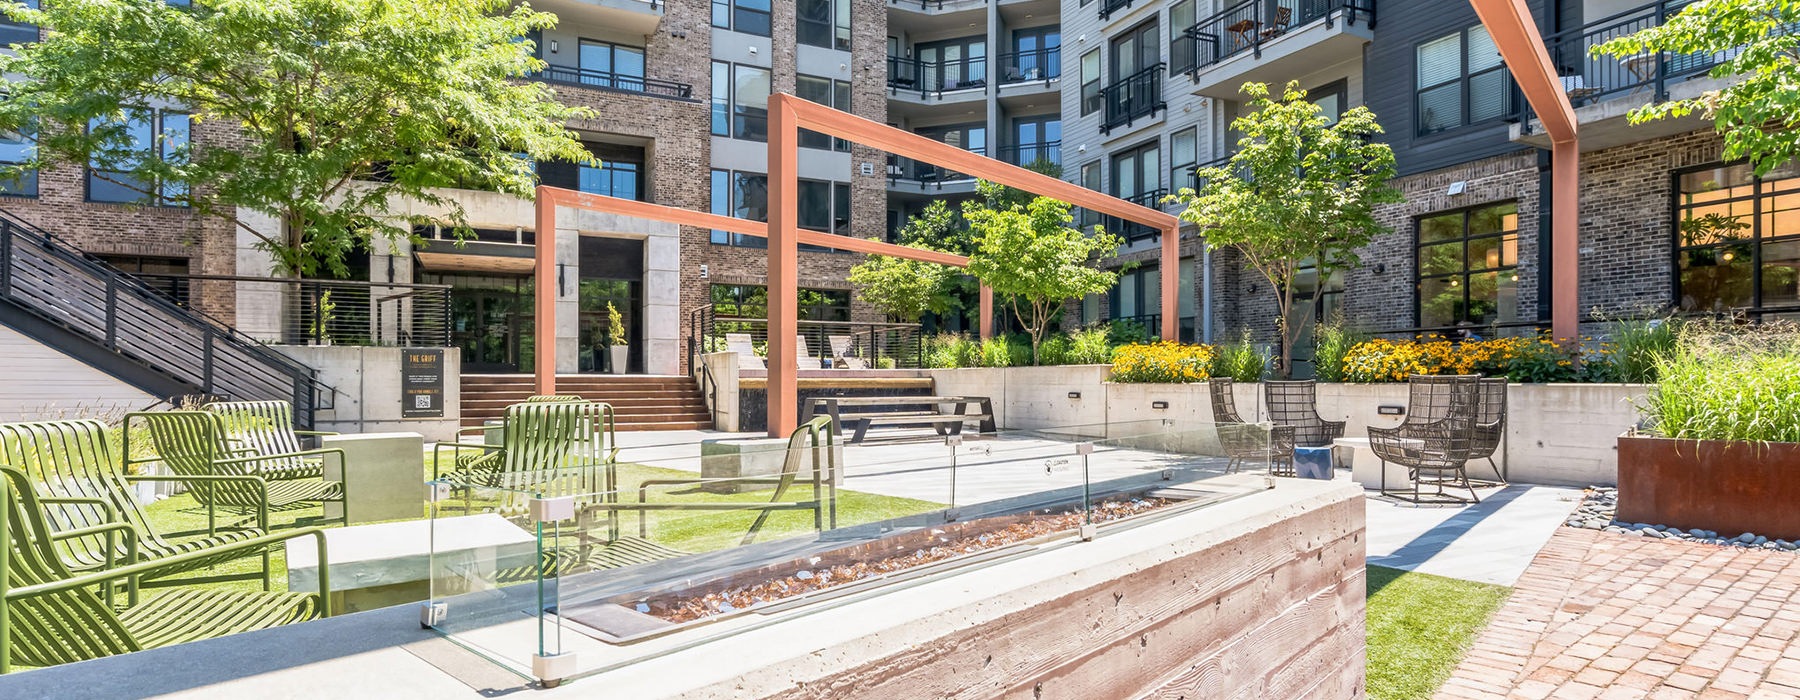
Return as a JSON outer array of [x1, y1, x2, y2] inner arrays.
[[401, 349, 445, 418]]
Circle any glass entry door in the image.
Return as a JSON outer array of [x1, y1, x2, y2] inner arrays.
[[438, 274, 535, 373], [578, 279, 642, 373]]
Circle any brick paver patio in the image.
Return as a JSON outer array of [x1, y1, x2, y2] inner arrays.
[[1437, 527, 1800, 699]]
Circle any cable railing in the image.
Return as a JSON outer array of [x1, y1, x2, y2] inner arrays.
[[1100, 63, 1166, 134], [887, 54, 988, 97], [688, 304, 927, 370], [0, 213, 324, 427], [130, 274, 453, 349], [998, 46, 1060, 84], [1177, 0, 1375, 75], [529, 64, 694, 100], [997, 141, 1061, 167]]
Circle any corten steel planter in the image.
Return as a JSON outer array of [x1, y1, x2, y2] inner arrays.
[[1617, 434, 1800, 540]]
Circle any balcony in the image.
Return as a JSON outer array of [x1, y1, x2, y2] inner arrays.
[[536, 0, 664, 36], [1104, 189, 1170, 242], [998, 46, 1060, 85], [1098, 0, 1137, 22], [997, 141, 1061, 168], [1511, 0, 1775, 152], [886, 152, 982, 196], [1099, 64, 1166, 135], [529, 64, 693, 101], [1179, 0, 1375, 99]]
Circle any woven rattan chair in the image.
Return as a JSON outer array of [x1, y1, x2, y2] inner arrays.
[[1468, 378, 1508, 485], [1264, 380, 1346, 447], [1369, 375, 1482, 504], [0, 464, 330, 673], [1208, 378, 1293, 475]]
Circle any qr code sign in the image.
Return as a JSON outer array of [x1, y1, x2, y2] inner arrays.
[[415, 395, 432, 409]]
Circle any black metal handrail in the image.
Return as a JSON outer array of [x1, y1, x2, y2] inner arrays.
[[0, 213, 324, 427], [129, 273, 454, 348], [1099, 0, 1136, 21], [1104, 189, 1170, 241], [1537, 0, 1733, 112], [1179, 0, 1375, 75], [997, 141, 1061, 167], [530, 64, 694, 100], [998, 46, 1061, 84], [887, 54, 988, 97], [1100, 63, 1166, 134]]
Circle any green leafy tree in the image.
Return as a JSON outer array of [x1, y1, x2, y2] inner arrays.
[[965, 196, 1121, 363], [1170, 81, 1400, 377], [1593, 0, 1800, 177], [0, 0, 594, 277], [848, 253, 957, 323]]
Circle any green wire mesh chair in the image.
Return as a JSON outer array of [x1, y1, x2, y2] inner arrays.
[[124, 411, 346, 529], [203, 400, 338, 482], [0, 465, 331, 674], [0, 420, 276, 601]]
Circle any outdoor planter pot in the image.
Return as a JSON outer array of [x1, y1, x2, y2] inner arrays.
[[1616, 434, 1800, 541], [609, 345, 628, 375]]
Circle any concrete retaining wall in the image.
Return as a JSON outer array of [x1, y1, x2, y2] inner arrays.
[[696, 351, 741, 432], [931, 367, 1647, 486], [274, 346, 462, 442]]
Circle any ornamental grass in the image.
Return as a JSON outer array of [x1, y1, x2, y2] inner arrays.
[[1643, 321, 1800, 443]]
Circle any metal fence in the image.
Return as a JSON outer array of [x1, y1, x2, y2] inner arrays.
[[132, 274, 453, 348], [1179, 0, 1375, 74], [690, 305, 926, 369]]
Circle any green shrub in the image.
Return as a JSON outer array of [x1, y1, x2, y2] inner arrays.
[[977, 337, 1014, 367], [1065, 326, 1114, 364], [1105, 318, 1153, 346], [924, 333, 978, 368], [1311, 315, 1364, 382], [1608, 316, 1679, 383], [875, 357, 896, 370], [1212, 328, 1269, 382], [1037, 334, 1072, 366], [1643, 322, 1800, 442]]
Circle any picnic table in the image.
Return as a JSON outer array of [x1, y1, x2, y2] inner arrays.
[[802, 395, 996, 444]]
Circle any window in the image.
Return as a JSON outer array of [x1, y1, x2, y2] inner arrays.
[[1079, 49, 1102, 116], [711, 169, 767, 247], [1009, 26, 1060, 81], [579, 40, 646, 90], [1416, 202, 1520, 328], [713, 0, 771, 37], [0, 120, 35, 197], [916, 36, 985, 93], [1170, 127, 1197, 192], [88, 108, 187, 206], [914, 124, 985, 181], [711, 284, 850, 321], [713, 63, 770, 141], [1311, 80, 1348, 125], [797, 0, 849, 51], [1111, 266, 1161, 325], [1111, 140, 1160, 203], [578, 162, 641, 199], [1674, 162, 1800, 314], [97, 255, 190, 306], [1169, 0, 1197, 74], [1077, 160, 1102, 228], [1009, 116, 1060, 167], [1416, 25, 1509, 136], [796, 75, 851, 151], [0, 0, 36, 45], [799, 179, 852, 235], [1110, 20, 1159, 81]]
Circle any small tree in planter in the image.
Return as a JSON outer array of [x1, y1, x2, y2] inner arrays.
[[1170, 81, 1400, 378], [965, 194, 1121, 364], [606, 302, 628, 375]]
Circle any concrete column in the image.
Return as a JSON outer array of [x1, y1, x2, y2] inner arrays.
[[645, 233, 682, 375], [555, 226, 581, 375]]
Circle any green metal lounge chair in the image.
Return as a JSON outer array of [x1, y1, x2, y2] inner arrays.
[[432, 399, 617, 499], [0, 420, 277, 601], [124, 411, 345, 529], [0, 465, 332, 673], [203, 400, 338, 482], [630, 414, 838, 546]]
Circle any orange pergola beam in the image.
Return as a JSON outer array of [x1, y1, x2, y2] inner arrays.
[[1472, 0, 1580, 341], [766, 94, 1178, 436]]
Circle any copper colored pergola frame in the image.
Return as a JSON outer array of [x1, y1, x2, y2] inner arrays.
[[535, 94, 1179, 436]]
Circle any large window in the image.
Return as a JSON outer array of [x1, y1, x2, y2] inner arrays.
[[1111, 140, 1160, 203], [796, 75, 851, 151], [1675, 162, 1800, 314], [1416, 202, 1520, 329], [797, 0, 849, 51], [0, 120, 35, 197], [712, 0, 771, 37], [916, 36, 985, 93], [711, 169, 767, 247], [1169, 0, 1197, 74], [1009, 26, 1060, 80], [711, 284, 850, 322], [799, 179, 852, 236], [1077, 160, 1102, 229], [1170, 126, 1197, 192], [1415, 25, 1508, 136], [712, 62, 770, 141], [98, 255, 190, 306], [578, 161, 640, 200], [0, 0, 36, 45], [1009, 116, 1060, 167], [1110, 266, 1161, 325], [87, 108, 188, 206], [1079, 49, 1102, 116], [579, 40, 646, 89]]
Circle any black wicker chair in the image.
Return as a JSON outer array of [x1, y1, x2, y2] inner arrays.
[[1370, 375, 1483, 504], [1468, 378, 1508, 485], [1264, 380, 1346, 447], [1208, 378, 1293, 475]]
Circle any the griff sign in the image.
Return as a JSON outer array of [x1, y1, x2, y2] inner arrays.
[[401, 349, 446, 418]]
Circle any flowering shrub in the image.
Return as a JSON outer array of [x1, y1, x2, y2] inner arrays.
[[1337, 333, 1617, 383], [1109, 342, 1217, 383]]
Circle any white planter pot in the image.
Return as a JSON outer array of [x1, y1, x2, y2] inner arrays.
[[609, 346, 629, 375]]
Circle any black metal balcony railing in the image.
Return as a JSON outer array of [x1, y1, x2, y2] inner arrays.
[[1099, 0, 1136, 21], [1177, 0, 1375, 75], [530, 65, 693, 100], [887, 149, 986, 187], [1100, 63, 1166, 134], [1543, 0, 1751, 110], [999, 46, 1061, 84], [888, 54, 988, 97], [1104, 189, 1170, 241], [1188, 153, 1251, 191], [997, 141, 1061, 167]]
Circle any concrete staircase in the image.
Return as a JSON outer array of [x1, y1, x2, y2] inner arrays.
[[459, 374, 713, 431]]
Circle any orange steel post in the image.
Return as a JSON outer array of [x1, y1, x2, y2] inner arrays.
[[1160, 223, 1179, 340], [978, 285, 994, 339], [767, 97, 801, 437], [533, 185, 557, 396], [1471, 0, 1580, 340]]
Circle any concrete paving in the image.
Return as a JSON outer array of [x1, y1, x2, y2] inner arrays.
[[1356, 473, 1584, 586]]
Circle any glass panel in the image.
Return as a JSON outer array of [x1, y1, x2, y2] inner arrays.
[[711, 62, 730, 136], [1419, 213, 1464, 243], [734, 173, 768, 222], [1762, 239, 1800, 307], [833, 182, 851, 235], [1678, 245, 1754, 312], [1680, 165, 1755, 196], [613, 46, 645, 79], [1419, 276, 1460, 328], [159, 112, 189, 203], [1416, 34, 1462, 88], [1466, 25, 1501, 72], [581, 41, 613, 75], [1417, 84, 1461, 134], [1466, 233, 1518, 271], [733, 65, 770, 141], [1468, 203, 1515, 235], [799, 180, 830, 232], [1468, 69, 1508, 123], [1419, 241, 1463, 276]]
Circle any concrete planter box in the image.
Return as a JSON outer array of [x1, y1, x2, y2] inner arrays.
[[1617, 434, 1800, 540]]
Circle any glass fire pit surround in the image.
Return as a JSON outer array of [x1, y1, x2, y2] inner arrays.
[[424, 418, 1274, 686]]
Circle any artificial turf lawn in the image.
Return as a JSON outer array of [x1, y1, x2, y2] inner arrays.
[[136, 451, 942, 596], [1365, 565, 1511, 700]]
